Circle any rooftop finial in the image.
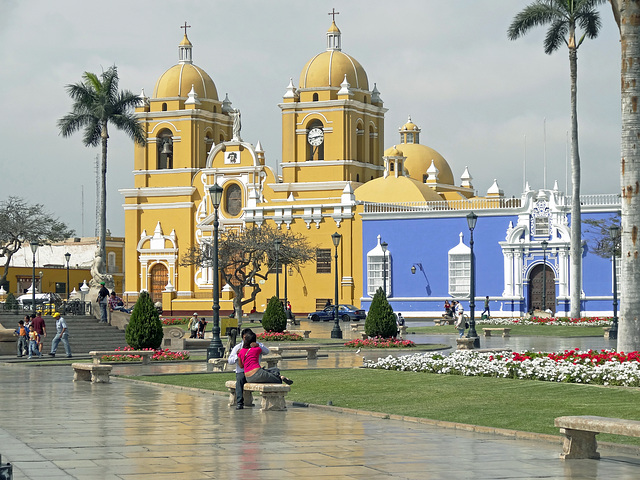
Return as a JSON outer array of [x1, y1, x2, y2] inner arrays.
[[328, 8, 340, 22], [180, 21, 191, 36]]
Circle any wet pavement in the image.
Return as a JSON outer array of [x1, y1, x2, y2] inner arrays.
[[2, 363, 640, 479]]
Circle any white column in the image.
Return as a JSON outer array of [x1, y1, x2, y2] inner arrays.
[[503, 250, 514, 296]]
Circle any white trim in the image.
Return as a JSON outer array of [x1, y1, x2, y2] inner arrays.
[[131, 168, 198, 176], [123, 202, 193, 211], [280, 160, 384, 170], [269, 181, 352, 192], [120, 186, 196, 197]]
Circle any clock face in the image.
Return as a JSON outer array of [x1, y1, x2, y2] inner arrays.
[[307, 127, 324, 146]]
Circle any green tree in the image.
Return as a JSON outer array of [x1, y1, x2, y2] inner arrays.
[[0, 197, 74, 288], [181, 225, 314, 327], [4, 292, 18, 312], [508, 0, 606, 319], [583, 214, 621, 258], [262, 295, 287, 333], [609, 0, 640, 351], [58, 66, 145, 270], [125, 291, 163, 349], [365, 287, 397, 338]]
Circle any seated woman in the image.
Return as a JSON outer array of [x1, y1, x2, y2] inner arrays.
[[238, 332, 293, 385]]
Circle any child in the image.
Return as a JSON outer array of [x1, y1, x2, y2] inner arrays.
[[197, 317, 207, 339], [14, 320, 28, 357], [28, 325, 41, 359]]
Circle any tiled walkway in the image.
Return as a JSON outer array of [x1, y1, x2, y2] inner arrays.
[[1, 364, 639, 479]]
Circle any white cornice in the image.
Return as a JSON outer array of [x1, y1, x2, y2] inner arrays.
[[123, 202, 194, 211], [132, 168, 199, 176], [280, 159, 384, 170], [269, 181, 351, 192], [120, 186, 195, 197]]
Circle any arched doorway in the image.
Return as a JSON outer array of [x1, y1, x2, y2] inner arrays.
[[149, 263, 168, 304], [528, 264, 555, 313]]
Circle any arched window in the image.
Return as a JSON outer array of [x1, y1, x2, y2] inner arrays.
[[225, 183, 243, 216], [157, 129, 173, 169], [369, 126, 376, 164], [356, 174, 360, 182], [356, 122, 364, 162], [107, 252, 116, 274], [162, 103, 167, 112], [313, 93, 319, 102], [306, 119, 324, 161]]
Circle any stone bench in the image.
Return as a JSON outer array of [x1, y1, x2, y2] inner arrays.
[[350, 323, 365, 332], [269, 345, 320, 360], [456, 338, 476, 350], [434, 318, 455, 326], [72, 363, 113, 383], [482, 328, 511, 338], [287, 329, 312, 339], [225, 380, 291, 411], [554, 415, 640, 459], [398, 325, 408, 336], [209, 354, 282, 372], [90, 350, 154, 365]]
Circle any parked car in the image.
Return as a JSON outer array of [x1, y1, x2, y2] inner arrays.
[[308, 304, 366, 322]]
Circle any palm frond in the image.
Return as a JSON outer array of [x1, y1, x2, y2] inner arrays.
[[544, 19, 568, 53], [577, 10, 602, 39], [508, 2, 557, 40]]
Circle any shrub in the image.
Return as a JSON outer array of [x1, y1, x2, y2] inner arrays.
[[125, 291, 163, 349], [257, 331, 303, 341], [262, 295, 287, 332], [4, 292, 18, 310], [365, 287, 397, 338]]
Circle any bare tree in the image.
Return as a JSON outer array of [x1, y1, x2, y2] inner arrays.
[[0, 197, 75, 287], [181, 225, 315, 327]]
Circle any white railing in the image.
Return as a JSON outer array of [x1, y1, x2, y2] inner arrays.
[[567, 194, 621, 207], [362, 197, 521, 213]]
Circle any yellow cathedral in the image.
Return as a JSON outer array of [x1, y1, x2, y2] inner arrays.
[[121, 20, 488, 317]]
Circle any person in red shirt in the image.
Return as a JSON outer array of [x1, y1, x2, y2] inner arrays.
[[238, 332, 293, 385], [31, 312, 46, 353]]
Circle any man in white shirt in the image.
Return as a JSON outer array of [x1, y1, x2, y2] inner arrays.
[[227, 328, 269, 410]]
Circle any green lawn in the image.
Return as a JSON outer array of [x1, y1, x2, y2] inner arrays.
[[408, 324, 605, 337], [127, 368, 640, 446]]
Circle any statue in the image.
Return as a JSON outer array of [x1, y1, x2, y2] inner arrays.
[[231, 108, 242, 141], [89, 247, 114, 290]]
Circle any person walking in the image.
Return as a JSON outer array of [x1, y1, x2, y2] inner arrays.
[[48, 312, 72, 358], [14, 319, 28, 357], [228, 328, 270, 409], [187, 313, 199, 339], [28, 325, 41, 359], [31, 311, 46, 353], [482, 296, 490, 319], [454, 301, 466, 338], [97, 281, 110, 323]]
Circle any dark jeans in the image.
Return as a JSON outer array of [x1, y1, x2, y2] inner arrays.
[[17, 336, 27, 356], [245, 367, 282, 384], [236, 371, 246, 405]]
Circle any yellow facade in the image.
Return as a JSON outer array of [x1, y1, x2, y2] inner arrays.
[[122, 20, 493, 317]]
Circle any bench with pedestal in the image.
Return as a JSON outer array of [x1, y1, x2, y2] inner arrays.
[[434, 318, 455, 326], [90, 350, 154, 365], [208, 354, 282, 372], [72, 363, 113, 383], [398, 325, 408, 337], [350, 323, 365, 332], [269, 345, 320, 360], [482, 328, 511, 338], [225, 380, 290, 411], [456, 338, 476, 350], [555, 415, 640, 459], [287, 329, 312, 338]]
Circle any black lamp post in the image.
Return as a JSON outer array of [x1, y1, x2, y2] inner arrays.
[[207, 183, 225, 360], [64, 252, 71, 301], [541, 240, 548, 312], [331, 232, 342, 339], [274, 238, 282, 300], [30, 242, 39, 312], [466, 212, 479, 347], [381, 241, 388, 295], [609, 224, 620, 340]]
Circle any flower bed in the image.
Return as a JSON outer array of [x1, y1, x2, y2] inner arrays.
[[363, 348, 640, 387], [257, 331, 303, 342], [345, 337, 416, 348], [478, 316, 612, 327], [162, 317, 189, 326], [101, 346, 190, 362]]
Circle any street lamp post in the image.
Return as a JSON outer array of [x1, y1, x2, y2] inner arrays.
[[274, 238, 282, 300], [331, 232, 342, 339], [207, 184, 225, 360], [30, 242, 39, 312], [541, 240, 548, 312], [65, 252, 71, 301], [609, 224, 620, 340], [466, 212, 479, 347], [381, 241, 388, 296]]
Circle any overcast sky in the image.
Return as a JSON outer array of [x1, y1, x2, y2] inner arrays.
[[0, 0, 621, 237]]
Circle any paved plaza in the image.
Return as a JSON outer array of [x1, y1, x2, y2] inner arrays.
[[1, 361, 640, 479]]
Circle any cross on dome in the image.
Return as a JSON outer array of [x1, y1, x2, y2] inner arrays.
[[328, 8, 339, 22], [180, 22, 191, 36]]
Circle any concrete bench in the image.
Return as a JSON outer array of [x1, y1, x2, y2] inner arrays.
[[398, 325, 407, 337], [207, 358, 227, 372], [72, 363, 112, 383], [350, 323, 365, 332], [225, 380, 291, 411], [90, 350, 154, 365], [482, 328, 511, 338], [434, 318, 455, 326], [554, 415, 640, 459], [269, 345, 320, 360], [456, 338, 476, 350], [287, 329, 312, 339]]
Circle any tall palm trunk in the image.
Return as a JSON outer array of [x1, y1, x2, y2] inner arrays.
[[99, 123, 108, 273], [569, 38, 583, 319], [615, 0, 640, 352]]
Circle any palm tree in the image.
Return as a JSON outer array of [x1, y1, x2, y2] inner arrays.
[[508, 0, 605, 319], [609, 1, 640, 351], [58, 66, 145, 273]]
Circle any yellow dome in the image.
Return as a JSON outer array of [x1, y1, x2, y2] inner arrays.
[[153, 63, 218, 100], [384, 146, 403, 157], [399, 142, 454, 186], [299, 50, 369, 90], [355, 176, 444, 203], [401, 121, 419, 131], [328, 21, 341, 33]]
